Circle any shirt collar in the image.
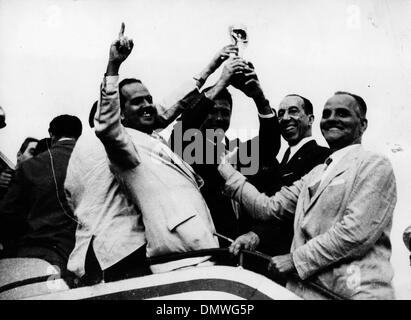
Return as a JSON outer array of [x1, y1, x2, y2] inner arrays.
[[329, 144, 360, 165], [288, 137, 315, 160], [57, 137, 75, 142]]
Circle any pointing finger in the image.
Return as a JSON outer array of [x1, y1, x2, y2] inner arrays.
[[119, 22, 125, 38]]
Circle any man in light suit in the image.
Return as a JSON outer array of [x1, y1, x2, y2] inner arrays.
[[67, 24, 218, 280], [218, 91, 397, 299], [95, 24, 219, 273]]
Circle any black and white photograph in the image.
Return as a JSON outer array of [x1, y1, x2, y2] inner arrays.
[[0, 0, 410, 304]]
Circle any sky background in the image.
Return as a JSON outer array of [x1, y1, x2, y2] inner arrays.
[[1, 0, 411, 298]]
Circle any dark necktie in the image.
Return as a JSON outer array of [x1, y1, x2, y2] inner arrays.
[[280, 147, 291, 166]]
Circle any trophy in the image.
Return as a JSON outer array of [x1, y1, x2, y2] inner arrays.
[[229, 24, 248, 57]]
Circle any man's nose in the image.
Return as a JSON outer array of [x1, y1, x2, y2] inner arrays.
[[325, 111, 337, 121], [281, 111, 291, 121]]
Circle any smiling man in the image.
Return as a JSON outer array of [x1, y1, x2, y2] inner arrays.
[[230, 94, 329, 260], [218, 91, 397, 299], [95, 23, 218, 273], [65, 24, 218, 283]]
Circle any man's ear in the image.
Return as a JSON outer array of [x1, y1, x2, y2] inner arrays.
[[360, 118, 368, 134], [308, 114, 314, 125]]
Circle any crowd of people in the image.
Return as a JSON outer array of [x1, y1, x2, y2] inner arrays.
[[0, 23, 408, 299]]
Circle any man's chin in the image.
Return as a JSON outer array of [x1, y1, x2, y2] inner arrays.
[[323, 133, 345, 147], [130, 119, 156, 133], [282, 133, 298, 145]]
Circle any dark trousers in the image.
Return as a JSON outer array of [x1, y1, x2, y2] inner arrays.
[[81, 240, 151, 286]]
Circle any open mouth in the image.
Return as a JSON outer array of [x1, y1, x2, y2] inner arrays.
[[139, 106, 155, 119], [325, 126, 343, 131], [281, 123, 297, 134]]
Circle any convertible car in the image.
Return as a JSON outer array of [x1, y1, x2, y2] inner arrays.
[[0, 249, 342, 300]]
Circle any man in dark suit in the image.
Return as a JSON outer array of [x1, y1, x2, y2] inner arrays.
[[231, 94, 329, 257], [0, 114, 82, 274], [170, 55, 281, 243]]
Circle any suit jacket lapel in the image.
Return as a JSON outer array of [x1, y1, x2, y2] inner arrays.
[[153, 132, 202, 187], [305, 145, 362, 213], [283, 140, 317, 170]]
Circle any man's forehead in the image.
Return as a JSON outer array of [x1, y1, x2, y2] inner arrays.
[[325, 94, 356, 109], [121, 82, 151, 99], [279, 95, 304, 110]]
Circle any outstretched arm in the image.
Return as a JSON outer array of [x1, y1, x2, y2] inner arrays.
[[155, 45, 239, 129], [217, 160, 300, 223], [194, 45, 239, 90], [178, 56, 248, 132]]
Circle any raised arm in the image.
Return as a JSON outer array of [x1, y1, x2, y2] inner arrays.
[[154, 45, 239, 129], [179, 56, 248, 131], [94, 23, 140, 169], [234, 62, 281, 160]]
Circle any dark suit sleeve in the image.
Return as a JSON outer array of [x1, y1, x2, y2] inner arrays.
[[257, 111, 281, 163], [156, 88, 214, 129], [240, 112, 280, 168], [0, 167, 29, 245], [169, 92, 215, 153]]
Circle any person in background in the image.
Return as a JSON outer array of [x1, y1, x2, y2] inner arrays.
[[0, 106, 14, 200], [0, 115, 82, 275], [16, 137, 39, 168]]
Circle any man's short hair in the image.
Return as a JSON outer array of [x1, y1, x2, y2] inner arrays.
[[48, 115, 83, 140], [89, 101, 98, 128], [202, 86, 233, 107], [334, 91, 367, 119], [285, 94, 313, 115], [18, 137, 39, 154], [118, 78, 142, 112]]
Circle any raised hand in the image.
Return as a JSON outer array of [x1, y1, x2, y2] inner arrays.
[[107, 22, 134, 75], [194, 45, 239, 90], [218, 57, 248, 86], [232, 62, 264, 99], [209, 45, 239, 71]]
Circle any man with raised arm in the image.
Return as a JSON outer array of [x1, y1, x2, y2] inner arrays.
[[66, 24, 219, 281], [170, 54, 281, 244]]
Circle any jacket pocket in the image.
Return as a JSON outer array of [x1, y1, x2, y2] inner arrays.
[[167, 212, 197, 231]]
